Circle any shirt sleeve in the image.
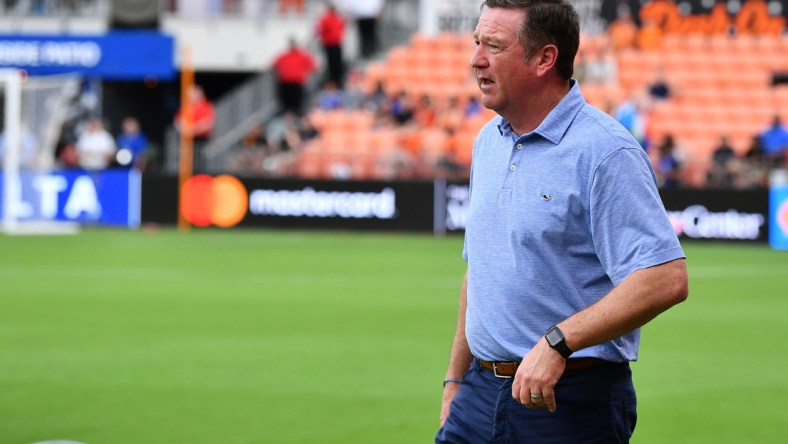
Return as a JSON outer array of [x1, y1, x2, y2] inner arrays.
[[589, 147, 685, 285]]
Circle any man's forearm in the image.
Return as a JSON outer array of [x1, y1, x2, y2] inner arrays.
[[559, 258, 688, 354]]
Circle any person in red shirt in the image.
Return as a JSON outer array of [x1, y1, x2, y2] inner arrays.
[[316, 3, 346, 88], [175, 84, 215, 140], [174, 84, 215, 172], [272, 38, 317, 116]]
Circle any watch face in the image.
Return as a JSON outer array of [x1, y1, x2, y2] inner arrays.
[[546, 328, 562, 345]]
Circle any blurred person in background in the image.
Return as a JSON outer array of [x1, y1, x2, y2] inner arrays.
[[707, 135, 736, 188], [272, 37, 318, 116], [76, 117, 116, 171], [316, 2, 346, 88], [654, 134, 682, 188], [437, 1, 688, 442], [614, 90, 649, 149], [607, 5, 637, 51], [115, 116, 150, 171], [584, 41, 618, 85], [0, 122, 39, 169], [759, 115, 788, 168], [345, 0, 384, 59], [744, 134, 770, 187], [174, 84, 215, 140], [647, 66, 672, 101], [315, 80, 346, 110], [174, 84, 215, 172], [279, 0, 304, 14], [637, 15, 663, 51]]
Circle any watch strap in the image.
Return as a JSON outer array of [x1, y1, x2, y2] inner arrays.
[[545, 325, 573, 359]]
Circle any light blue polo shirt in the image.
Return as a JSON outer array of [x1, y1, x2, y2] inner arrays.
[[462, 80, 685, 363]]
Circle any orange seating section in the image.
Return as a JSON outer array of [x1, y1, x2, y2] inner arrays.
[[606, 32, 788, 186], [298, 31, 788, 185], [298, 32, 488, 181]]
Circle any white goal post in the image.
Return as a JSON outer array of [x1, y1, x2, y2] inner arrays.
[[1, 69, 79, 235]]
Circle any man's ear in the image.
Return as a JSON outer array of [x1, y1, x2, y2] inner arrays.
[[534, 44, 559, 77]]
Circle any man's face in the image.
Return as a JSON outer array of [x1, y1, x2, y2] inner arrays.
[[470, 7, 534, 116]]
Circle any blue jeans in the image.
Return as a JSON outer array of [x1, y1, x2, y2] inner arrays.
[[436, 359, 637, 443]]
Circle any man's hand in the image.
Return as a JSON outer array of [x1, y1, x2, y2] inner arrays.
[[440, 381, 462, 426], [511, 338, 566, 412]]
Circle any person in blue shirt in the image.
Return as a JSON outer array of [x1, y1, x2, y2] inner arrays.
[[436, 1, 688, 443], [759, 115, 788, 167], [115, 116, 149, 171]]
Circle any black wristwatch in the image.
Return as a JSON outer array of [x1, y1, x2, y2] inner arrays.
[[545, 325, 573, 359]]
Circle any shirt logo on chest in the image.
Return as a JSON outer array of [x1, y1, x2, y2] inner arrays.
[[540, 193, 553, 201]]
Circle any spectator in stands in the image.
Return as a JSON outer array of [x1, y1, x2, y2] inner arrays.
[[707, 135, 737, 188], [607, 5, 638, 51], [232, 124, 269, 176], [647, 66, 672, 100], [265, 111, 318, 156], [759, 115, 788, 167], [615, 91, 648, 149], [76, 117, 117, 171], [342, 69, 367, 109], [742, 135, 770, 188], [655, 134, 682, 188], [413, 94, 438, 127], [361, 79, 388, 116], [464, 96, 482, 118], [389, 91, 415, 126], [745, 133, 766, 165], [272, 37, 318, 116], [346, 0, 384, 59], [0, 122, 39, 169], [585, 42, 618, 85], [115, 117, 149, 171], [638, 16, 663, 51], [174, 84, 215, 172], [316, 80, 346, 110], [279, 0, 305, 15], [316, 2, 346, 88], [174, 84, 215, 140], [436, 95, 464, 131]]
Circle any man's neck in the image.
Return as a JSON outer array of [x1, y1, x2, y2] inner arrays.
[[507, 81, 571, 137]]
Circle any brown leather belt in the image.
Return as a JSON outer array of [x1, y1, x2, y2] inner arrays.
[[478, 357, 608, 378]]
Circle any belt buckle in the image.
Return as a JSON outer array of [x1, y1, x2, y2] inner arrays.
[[492, 362, 513, 379]]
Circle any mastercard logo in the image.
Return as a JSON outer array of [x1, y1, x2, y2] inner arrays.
[[181, 175, 248, 228]]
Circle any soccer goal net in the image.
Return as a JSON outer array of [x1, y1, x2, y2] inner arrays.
[[1, 69, 80, 235]]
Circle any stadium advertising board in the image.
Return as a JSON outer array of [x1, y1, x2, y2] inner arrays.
[[0, 169, 141, 228], [142, 176, 774, 242], [0, 32, 175, 80], [770, 184, 788, 250], [770, 170, 788, 250], [435, 184, 770, 242], [149, 175, 434, 231], [660, 189, 768, 242]]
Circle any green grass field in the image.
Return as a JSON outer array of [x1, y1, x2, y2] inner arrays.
[[0, 228, 786, 443]]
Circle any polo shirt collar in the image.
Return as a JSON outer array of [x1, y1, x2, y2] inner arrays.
[[496, 79, 584, 144]]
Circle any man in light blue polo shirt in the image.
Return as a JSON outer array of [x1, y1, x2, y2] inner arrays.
[[436, 1, 688, 443]]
